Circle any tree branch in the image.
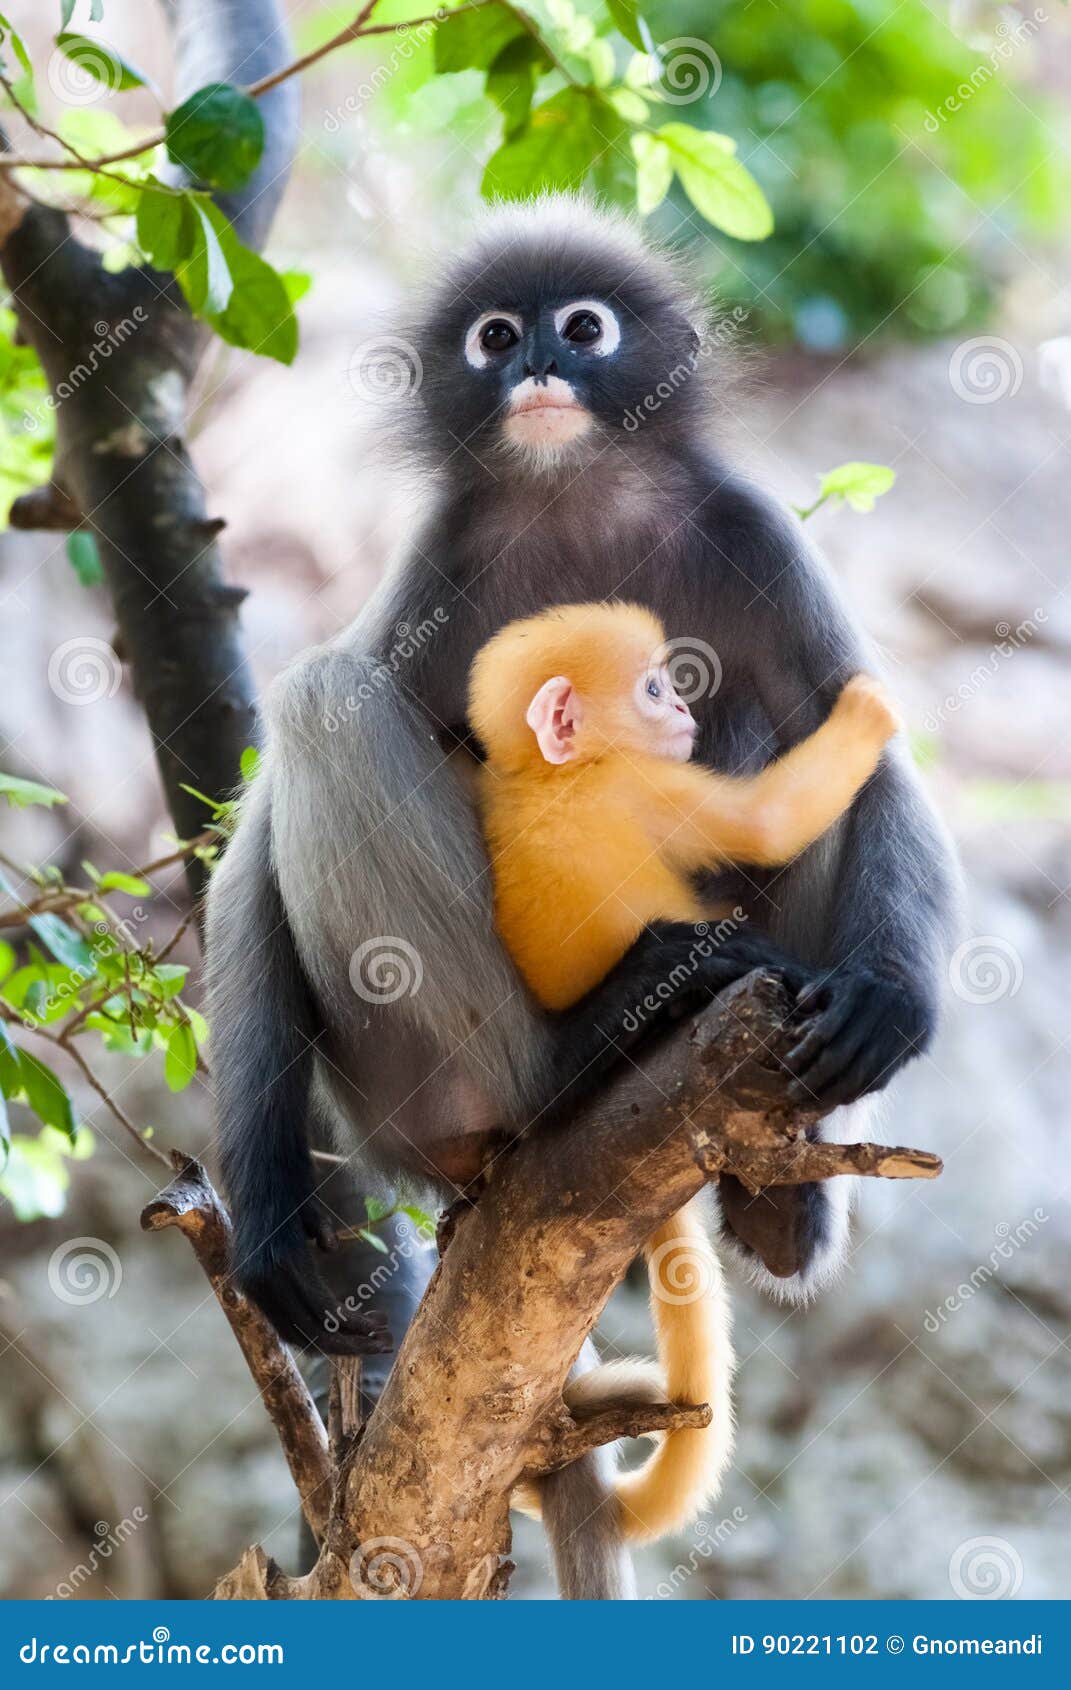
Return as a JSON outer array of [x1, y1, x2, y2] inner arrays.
[[145, 975, 939, 1601], [141, 1151, 333, 1541], [0, 2, 500, 177], [0, 2, 300, 898]]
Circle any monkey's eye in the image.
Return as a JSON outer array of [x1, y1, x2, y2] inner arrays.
[[480, 319, 520, 353], [646, 676, 661, 700], [553, 300, 621, 356], [562, 310, 603, 346], [465, 312, 523, 369]]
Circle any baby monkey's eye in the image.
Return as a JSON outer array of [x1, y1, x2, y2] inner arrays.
[[646, 676, 661, 699], [562, 310, 603, 345], [480, 319, 520, 353]]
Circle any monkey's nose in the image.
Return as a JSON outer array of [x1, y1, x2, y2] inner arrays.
[[524, 358, 558, 385]]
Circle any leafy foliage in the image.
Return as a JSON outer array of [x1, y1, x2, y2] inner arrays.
[[0, 774, 223, 1216], [640, 0, 1070, 344]]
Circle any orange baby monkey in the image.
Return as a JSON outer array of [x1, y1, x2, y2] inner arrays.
[[468, 601, 901, 1546]]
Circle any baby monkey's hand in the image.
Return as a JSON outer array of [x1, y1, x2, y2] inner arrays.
[[832, 674, 902, 744]]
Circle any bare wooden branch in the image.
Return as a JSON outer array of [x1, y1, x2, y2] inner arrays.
[[8, 481, 81, 530], [523, 1396, 713, 1479], [140, 1151, 332, 1542]]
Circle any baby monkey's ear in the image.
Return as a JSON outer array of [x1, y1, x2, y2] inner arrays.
[[526, 676, 583, 764]]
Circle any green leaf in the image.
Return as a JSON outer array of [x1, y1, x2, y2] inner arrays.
[[281, 271, 311, 306], [631, 132, 673, 217], [486, 36, 547, 140], [239, 745, 261, 783], [0, 942, 14, 986], [483, 89, 605, 199], [165, 82, 265, 192], [607, 0, 645, 51], [0, 1091, 9, 1161], [364, 1195, 392, 1224], [96, 871, 150, 895], [147, 964, 188, 1000], [399, 1203, 435, 1238], [358, 1227, 390, 1255], [0, 11, 31, 75], [659, 122, 773, 241], [12, 1050, 76, 1139], [607, 87, 648, 124], [198, 203, 297, 364], [435, 2, 523, 73], [817, 461, 896, 513], [137, 190, 297, 364], [0, 772, 68, 810], [56, 32, 149, 93], [180, 201, 234, 315], [0, 1017, 16, 1083], [27, 913, 94, 974], [136, 181, 198, 272], [66, 530, 104, 587], [164, 1021, 198, 1092], [183, 1005, 208, 1046]]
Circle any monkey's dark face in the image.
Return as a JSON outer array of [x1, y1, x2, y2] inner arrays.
[[418, 221, 705, 473]]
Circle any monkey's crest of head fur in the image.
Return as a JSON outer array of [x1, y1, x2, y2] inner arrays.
[[388, 193, 740, 476], [469, 600, 667, 770]]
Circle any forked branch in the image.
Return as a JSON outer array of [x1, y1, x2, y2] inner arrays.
[[142, 973, 941, 1600]]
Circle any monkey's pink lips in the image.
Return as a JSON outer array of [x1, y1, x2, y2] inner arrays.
[[511, 392, 583, 416], [506, 380, 592, 448]]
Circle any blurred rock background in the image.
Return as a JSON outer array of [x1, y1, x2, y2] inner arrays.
[[1, 0, 1069, 1601]]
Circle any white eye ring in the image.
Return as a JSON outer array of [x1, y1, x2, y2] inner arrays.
[[465, 310, 523, 370], [553, 300, 621, 356]]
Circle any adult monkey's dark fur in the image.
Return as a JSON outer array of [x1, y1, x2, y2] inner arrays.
[[206, 199, 958, 1596]]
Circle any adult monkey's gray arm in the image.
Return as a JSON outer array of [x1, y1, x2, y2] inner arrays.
[[2, 0, 299, 895]]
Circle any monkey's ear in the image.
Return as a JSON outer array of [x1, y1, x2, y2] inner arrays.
[[526, 676, 583, 764]]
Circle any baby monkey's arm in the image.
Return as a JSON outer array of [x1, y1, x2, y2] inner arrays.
[[644, 676, 902, 870]]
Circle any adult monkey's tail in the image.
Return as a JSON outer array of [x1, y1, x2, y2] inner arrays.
[[515, 1198, 734, 1544]]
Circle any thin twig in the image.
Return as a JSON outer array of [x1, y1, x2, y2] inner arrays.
[[0, 1, 500, 174], [0, 829, 219, 929]]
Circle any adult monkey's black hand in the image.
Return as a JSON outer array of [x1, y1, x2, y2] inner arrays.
[[783, 967, 936, 1111]]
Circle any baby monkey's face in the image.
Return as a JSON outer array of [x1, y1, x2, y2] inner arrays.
[[629, 660, 697, 762], [525, 654, 697, 767]]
